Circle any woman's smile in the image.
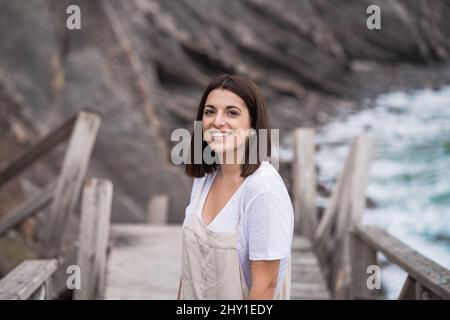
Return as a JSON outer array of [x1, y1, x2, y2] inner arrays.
[[208, 130, 233, 142], [202, 89, 251, 158]]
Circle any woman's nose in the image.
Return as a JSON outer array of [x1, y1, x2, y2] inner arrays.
[[213, 112, 226, 128]]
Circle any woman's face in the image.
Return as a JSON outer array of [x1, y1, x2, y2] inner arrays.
[[202, 89, 251, 160]]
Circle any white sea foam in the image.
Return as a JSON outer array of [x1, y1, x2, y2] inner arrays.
[[300, 86, 450, 299]]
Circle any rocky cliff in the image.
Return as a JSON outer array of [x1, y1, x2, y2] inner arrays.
[[1, 0, 450, 226]]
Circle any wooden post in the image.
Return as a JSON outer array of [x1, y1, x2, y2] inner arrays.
[[39, 112, 101, 258], [332, 134, 374, 298], [350, 232, 380, 299], [292, 128, 317, 239], [314, 140, 356, 248], [334, 134, 373, 240], [349, 134, 374, 224], [0, 259, 58, 300], [74, 178, 113, 300], [313, 138, 356, 289], [311, 133, 373, 298], [398, 276, 416, 300], [328, 140, 358, 298], [147, 194, 169, 224]]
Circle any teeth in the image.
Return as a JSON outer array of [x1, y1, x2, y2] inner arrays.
[[212, 132, 231, 137]]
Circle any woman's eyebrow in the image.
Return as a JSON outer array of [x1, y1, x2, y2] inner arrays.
[[204, 104, 241, 111]]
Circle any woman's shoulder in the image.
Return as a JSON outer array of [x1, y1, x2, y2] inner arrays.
[[243, 161, 289, 198], [242, 161, 294, 220]]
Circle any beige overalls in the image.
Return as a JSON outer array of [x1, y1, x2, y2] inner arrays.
[[177, 176, 291, 300]]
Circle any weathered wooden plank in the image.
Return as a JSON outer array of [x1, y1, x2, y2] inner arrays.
[[0, 259, 57, 300], [348, 134, 374, 223], [290, 264, 323, 273], [412, 282, 439, 300], [291, 274, 327, 283], [291, 281, 331, 300], [105, 226, 330, 300], [105, 224, 182, 300], [109, 224, 182, 242], [398, 275, 416, 300], [291, 281, 329, 296], [355, 225, 450, 299], [290, 236, 330, 300], [314, 134, 373, 247], [312, 138, 357, 297], [0, 115, 77, 187], [291, 237, 313, 251], [350, 231, 380, 299], [74, 178, 113, 300], [328, 134, 373, 298], [291, 256, 320, 265], [39, 112, 101, 258], [314, 136, 356, 249], [292, 128, 317, 239], [0, 181, 55, 237], [333, 140, 357, 241], [291, 293, 330, 300], [147, 194, 169, 224], [291, 263, 323, 272]]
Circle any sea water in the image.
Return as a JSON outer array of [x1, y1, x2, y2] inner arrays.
[[310, 86, 450, 299]]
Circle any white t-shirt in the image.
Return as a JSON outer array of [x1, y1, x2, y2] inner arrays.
[[183, 161, 294, 295]]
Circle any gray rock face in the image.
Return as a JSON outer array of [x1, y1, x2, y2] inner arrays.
[[1, 0, 450, 227], [0, 0, 58, 119], [61, 47, 191, 223]]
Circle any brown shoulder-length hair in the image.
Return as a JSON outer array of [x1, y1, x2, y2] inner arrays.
[[185, 73, 271, 178]]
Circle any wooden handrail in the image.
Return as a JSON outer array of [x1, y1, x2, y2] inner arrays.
[[0, 181, 55, 237], [351, 225, 450, 299], [39, 111, 101, 258], [0, 109, 102, 189], [0, 116, 77, 188], [0, 259, 58, 300], [0, 110, 105, 299], [288, 126, 447, 300], [310, 133, 373, 298], [0, 110, 101, 241], [0, 177, 113, 300]]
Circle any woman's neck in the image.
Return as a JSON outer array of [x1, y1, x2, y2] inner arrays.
[[216, 146, 245, 179], [218, 163, 242, 179]]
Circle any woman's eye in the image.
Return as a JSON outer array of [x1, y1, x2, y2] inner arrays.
[[204, 109, 214, 115], [228, 110, 239, 116]]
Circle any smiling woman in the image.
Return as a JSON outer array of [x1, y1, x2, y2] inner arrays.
[[179, 74, 294, 300]]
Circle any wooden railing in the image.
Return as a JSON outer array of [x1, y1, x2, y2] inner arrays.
[[292, 128, 374, 298], [351, 225, 450, 300], [0, 111, 101, 248], [0, 111, 113, 300], [0, 259, 57, 300], [291, 128, 450, 299]]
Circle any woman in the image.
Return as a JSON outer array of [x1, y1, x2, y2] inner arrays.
[[178, 74, 294, 300]]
